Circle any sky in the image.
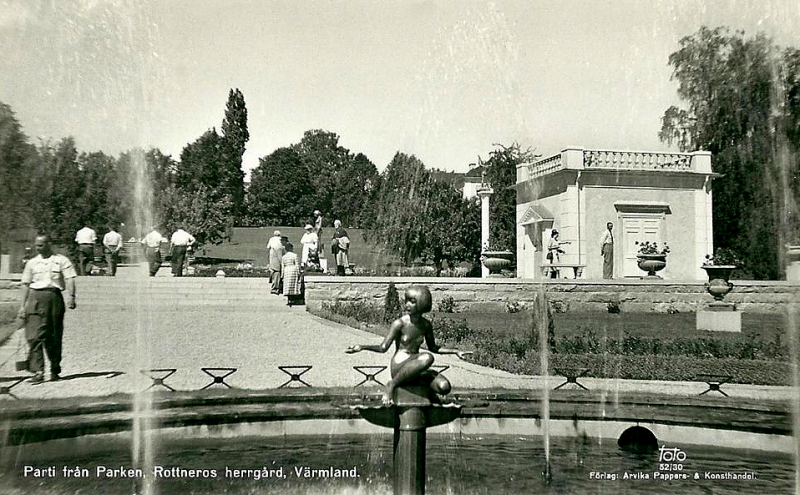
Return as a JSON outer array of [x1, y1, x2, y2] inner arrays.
[[2, 0, 800, 178]]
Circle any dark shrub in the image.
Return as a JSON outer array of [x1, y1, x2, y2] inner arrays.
[[383, 282, 402, 323]]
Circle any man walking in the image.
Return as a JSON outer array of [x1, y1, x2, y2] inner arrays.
[[141, 226, 165, 277], [75, 223, 97, 276], [170, 226, 196, 277], [102, 224, 123, 276], [267, 230, 285, 294], [17, 235, 77, 383], [600, 222, 614, 279]]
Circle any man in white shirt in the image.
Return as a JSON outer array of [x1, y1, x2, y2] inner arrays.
[[141, 227, 165, 277], [170, 226, 196, 277], [102, 224, 123, 276], [74, 224, 97, 276], [18, 235, 77, 383], [600, 222, 614, 279]]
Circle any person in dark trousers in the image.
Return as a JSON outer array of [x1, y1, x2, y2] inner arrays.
[[74, 224, 97, 275], [17, 235, 77, 383], [102, 224, 123, 276], [600, 222, 614, 279], [169, 226, 196, 277]]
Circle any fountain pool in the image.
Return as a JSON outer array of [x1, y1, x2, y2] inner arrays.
[[1, 432, 793, 495]]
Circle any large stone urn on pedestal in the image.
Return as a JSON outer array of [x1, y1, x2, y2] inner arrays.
[[636, 254, 667, 278], [481, 250, 513, 277], [697, 264, 740, 332]]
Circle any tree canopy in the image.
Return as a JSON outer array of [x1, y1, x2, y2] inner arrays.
[[481, 143, 539, 255], [364, 152, 480, 272], [660, 26, 800, 279]]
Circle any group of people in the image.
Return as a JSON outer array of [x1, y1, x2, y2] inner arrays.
[[265, 210, 354, 306], [74, 223, 196, 278], [75, 223, 124, 277], [140, 226, 196, 277], [545, 222, 615, 279]]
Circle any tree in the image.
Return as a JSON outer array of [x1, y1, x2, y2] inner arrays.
[[660, 27, 800, 279], [481, 143, 538, 256], [111, 148, 177, 237], [220, 88, 249, 221], [332, 152, 379, 227], [176, 129, 227, 196], [247, 147, 315, 226], [158, 184, 232, 247], [0, 102, 37, 236], [367, 152, 481, 272]]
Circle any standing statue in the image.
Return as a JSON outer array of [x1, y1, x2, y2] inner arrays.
[[346, 285, 472, 405]]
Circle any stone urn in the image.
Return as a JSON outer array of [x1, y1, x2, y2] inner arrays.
[[701, 265, 736, 302], [637, 254, 667, 278], [481, 250, 513, 277]]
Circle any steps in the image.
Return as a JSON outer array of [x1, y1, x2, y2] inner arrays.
[[74, 266, 278, 308]]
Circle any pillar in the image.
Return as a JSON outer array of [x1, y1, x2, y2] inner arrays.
[[477, 187, 494, 278]]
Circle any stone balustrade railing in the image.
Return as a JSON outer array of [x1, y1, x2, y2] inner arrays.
[[525, 153, 562, 178], [524, 148, 701, 179], [584, 150, 693, 171]]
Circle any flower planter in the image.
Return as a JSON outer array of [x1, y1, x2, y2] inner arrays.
[[636, 254, 667, 278], [701, 265, 736, 302], [481, 250, 513, 277]]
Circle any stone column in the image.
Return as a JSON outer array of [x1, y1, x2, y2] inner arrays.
[[477, 186, 494, 278]]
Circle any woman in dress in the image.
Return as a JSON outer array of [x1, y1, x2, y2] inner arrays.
[[281, 243, 303, 306], [332, 219, 350, 276], [300, 224, 319, 268]]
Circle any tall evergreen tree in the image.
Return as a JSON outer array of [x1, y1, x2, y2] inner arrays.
[[220, 88, 249, 221]]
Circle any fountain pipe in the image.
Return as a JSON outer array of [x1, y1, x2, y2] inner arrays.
[[394, 407, 427, 495], [355, 383, 461, 495]]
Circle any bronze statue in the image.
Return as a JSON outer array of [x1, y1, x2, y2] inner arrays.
[[346, 285, 472, 405]]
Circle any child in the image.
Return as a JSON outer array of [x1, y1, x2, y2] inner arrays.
[[346, 285, 472, 405]]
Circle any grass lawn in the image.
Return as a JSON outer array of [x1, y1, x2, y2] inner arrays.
[[434, 311, 788, 343]]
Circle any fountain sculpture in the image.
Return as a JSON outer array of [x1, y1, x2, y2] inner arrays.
[[346, 285, 471, 495]]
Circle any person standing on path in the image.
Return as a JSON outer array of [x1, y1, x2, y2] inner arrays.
[[17, 235, 77, 383], [267, 230, 286, 294], [313, 209, 325, 257], [281, 242, 303, 306], [332, 219, 350, 276], [74, 224, 97, 276], [141, 227, 165, 277], [102, 224, 123, 276], [170, 226, 196, 277], [600, 222, 614, 279], [300, 224, 319, 267]]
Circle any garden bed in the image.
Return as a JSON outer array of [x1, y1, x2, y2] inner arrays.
[[309, 301, 793, 386]]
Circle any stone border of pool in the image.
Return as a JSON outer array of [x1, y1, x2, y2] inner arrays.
[[1, 388, 791, 452]]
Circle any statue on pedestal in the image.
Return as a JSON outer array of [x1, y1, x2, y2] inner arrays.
[[346, 285, 472, 405]]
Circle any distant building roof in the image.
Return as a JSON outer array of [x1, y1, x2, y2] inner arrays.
[[465, 165, 483, 178], [430, 170, 465, 190]]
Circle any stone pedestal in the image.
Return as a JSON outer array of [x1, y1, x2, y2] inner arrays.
[[0, 255, 10, 279], [696, 304, 741, 332], [787, 262, 800, 282]]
